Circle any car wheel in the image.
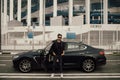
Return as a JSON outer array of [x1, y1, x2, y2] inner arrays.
[[82, 59, 95, 72], [19, 59, 31, 73]]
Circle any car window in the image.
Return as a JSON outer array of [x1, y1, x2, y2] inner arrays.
[[67, 43, 79, 50]]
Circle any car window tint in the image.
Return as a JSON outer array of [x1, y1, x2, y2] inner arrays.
[[67, 43, 79, 50], [79, 44, 87, 50]]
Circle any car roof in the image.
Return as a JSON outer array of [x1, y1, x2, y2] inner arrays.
[[64, 41, 83, 44], [51, 40, 84, 45]]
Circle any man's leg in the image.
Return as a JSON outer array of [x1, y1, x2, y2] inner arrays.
[[51, 56, 57, 78], [59, 56, 63, 73], [52, 56, 57, 73], [59, 56, 63, 78]]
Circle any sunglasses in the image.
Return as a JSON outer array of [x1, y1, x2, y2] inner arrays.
[[58, 36, 62, 38]]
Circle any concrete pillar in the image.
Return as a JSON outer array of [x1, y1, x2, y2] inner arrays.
[[0, 0, 2, 49], [27, 0, 31, 26], [103, 0, 108, 24], [7, 33, 9, 45], [0, 0, 3, 14], [43, 0, 46, 46], [43, 0, 46, 25], [1, 0, 2, 24], [92, 16, 94, 20], [53, 0, 57, 17], [81, 34, 82, 42], [88, 31, 90, 45], [3, 0, 8, 45], [113, 31, 115, 42], [39, 0, 43, 26], [4, 0, 7, 29], [98, 16, 100, 20], [10, 0, 14, 21], [85, 0, 90, 24], [101, 31, 103, 46], [69, 0, 73, 26], [116, 30, 118, 42], [17, 0, 21, 21], [39, 0, 46, 47]]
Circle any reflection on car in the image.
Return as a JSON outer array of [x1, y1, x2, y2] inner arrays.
[[12, 41, 106, 73]]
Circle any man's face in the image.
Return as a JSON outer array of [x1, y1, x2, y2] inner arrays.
[[57, 35, 62, 41]]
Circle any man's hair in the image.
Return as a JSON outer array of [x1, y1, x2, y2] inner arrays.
[[57, 33, 62, 37]]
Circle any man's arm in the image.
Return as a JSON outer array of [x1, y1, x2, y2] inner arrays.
[[51, 41, 56, 56], [61, 42, 65, 56]]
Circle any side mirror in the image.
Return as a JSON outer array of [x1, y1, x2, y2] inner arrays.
[[38, 49, 46, 55], [37, 49, 42, 53]]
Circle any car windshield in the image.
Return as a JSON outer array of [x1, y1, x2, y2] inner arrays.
[[44, 42, 53, 51]]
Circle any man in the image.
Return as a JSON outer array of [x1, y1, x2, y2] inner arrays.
[[50, 34, 65, 78]]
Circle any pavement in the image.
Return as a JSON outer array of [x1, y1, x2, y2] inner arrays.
[[0, 54, 120, 80]]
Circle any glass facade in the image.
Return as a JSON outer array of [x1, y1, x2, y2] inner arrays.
[[5, 0, 119, 26], [108, 0, 120, 24], [1, 0, 120, 50]]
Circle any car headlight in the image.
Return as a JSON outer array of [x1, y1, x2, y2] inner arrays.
[[13, 55, 19, 59]]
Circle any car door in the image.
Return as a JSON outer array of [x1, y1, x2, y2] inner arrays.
[[63, 42, 81, 64], [33, 50, 44, 65]]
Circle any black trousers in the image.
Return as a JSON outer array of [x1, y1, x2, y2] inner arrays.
[[52, 55, 63, 73]]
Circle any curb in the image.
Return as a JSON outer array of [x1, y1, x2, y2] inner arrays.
[[0, 73, 120, 79], [0, 50, 29, 54], [1, 51, 11, 54]]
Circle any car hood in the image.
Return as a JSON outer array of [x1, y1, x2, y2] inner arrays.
[[15, 49, 44, 56]]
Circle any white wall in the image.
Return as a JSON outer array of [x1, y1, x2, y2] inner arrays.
[[71, 15, 83, 26], [50, 16, 65, 26]]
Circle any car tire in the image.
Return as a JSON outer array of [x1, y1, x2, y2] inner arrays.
[[18, 59, 32, 73], [82, 59, 96, 72]]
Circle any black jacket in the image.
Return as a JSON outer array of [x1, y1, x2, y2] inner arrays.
[[50, 40, 65, 56]]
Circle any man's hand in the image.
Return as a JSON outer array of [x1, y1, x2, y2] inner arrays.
[[61, 51, 64, 56], [61, 53, 64, 56], [53, 52, 56, 56]]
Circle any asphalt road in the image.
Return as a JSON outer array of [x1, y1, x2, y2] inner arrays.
[[0, 54, 120, 80]]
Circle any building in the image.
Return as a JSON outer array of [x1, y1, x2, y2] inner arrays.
[[1, 0, 120, 50]]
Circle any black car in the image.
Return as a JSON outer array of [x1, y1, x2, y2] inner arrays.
[[12, 41, 106, 73]]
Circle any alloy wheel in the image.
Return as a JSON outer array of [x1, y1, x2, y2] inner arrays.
[[82, 59, 95, 72], [19, 59, 31, 72]]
